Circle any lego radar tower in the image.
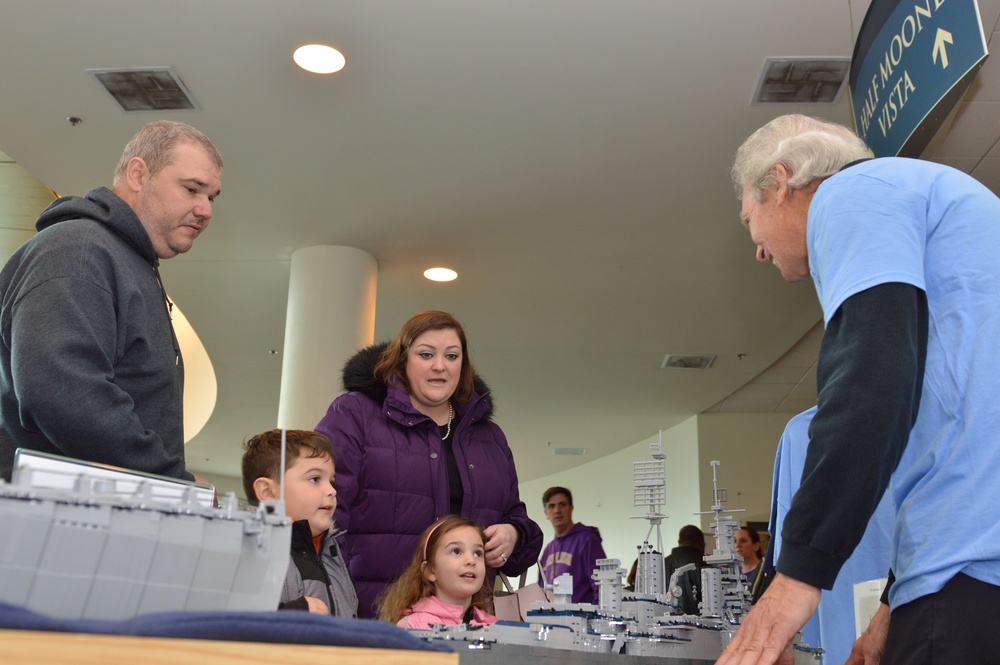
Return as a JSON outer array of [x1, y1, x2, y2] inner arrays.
[[629, 432, 667, 597]]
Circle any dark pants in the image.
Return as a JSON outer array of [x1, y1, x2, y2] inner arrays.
[[884, 573, 1000, 664]]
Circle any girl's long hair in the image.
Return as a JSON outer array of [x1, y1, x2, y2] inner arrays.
[[376, 515, 493, 623]]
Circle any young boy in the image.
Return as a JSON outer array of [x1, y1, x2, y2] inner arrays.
[[242, 429, 359, 618]]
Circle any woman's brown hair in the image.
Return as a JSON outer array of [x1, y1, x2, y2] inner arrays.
[[373, 310, 477, 403]]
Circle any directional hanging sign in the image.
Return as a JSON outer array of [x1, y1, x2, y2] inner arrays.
[[850, 0, 988, 157]]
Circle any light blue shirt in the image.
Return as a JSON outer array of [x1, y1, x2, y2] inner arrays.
[[808, 158, 1000, 608], [771, 406, 893, 664]]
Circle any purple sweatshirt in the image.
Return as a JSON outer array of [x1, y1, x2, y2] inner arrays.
[[539, 522, 606, 604]]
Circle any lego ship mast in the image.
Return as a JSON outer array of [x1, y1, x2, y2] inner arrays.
[[629, 432, 668, 596], [697, 460, 749, 622]]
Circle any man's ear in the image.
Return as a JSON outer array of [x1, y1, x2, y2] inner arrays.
[[253, 477, 280, 502], [771, 163, 792, 203], [124, 156, 150, 193]]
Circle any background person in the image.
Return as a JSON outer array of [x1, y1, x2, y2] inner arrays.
[[769, 406, 893, 664], [721, 114, 1000, 664], [736, 526, 770, 604], [624, 559, 638, 592], [0, 120, 222, 482], [379, 515, 498, 629], [538, 486, 606, 604], [242, 429, 359, 617], [316, 310, 542, 617], [665, 524, 705, 581], [665, 524, 706, 614]]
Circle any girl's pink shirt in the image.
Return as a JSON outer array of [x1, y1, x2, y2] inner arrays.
[[396, 596, 498, 629]]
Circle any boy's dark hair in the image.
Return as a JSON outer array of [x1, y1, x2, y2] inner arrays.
[[241, 429, 334, 506], [542, 486, 573, 506]]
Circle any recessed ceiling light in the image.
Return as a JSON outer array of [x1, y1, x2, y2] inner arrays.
[[293, 44, 346, 74], [424, 267, 458, 282]]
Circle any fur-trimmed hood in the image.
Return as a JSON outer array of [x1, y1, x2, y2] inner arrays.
[[341, 341, 494, 419]]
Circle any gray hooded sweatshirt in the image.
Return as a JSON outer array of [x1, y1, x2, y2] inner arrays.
[[0, 187, 189, 481]]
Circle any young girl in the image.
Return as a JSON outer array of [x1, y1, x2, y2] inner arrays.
[[378, 515, 499, 628]]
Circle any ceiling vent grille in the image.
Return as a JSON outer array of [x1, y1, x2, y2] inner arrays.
[[751, 57, 850, 105], [88, 67, 199, 112], [661, 354, 716, 370], [551, 447, 587, 456]]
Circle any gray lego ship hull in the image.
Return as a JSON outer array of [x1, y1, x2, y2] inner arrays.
[[408, 599, 820, 664], [0, 473, 291, 620]]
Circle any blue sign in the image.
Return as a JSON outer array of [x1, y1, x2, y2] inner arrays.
[[850, 0, 988, 157]]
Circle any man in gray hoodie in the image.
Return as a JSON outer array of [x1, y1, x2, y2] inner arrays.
[[0, 121, 222, 482]]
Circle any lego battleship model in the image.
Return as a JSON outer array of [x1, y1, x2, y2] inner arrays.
[[408, 445, 822, 664], [0, 456, 291, 621]]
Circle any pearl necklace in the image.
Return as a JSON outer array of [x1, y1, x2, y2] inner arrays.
[[442, 402, 454, 440]]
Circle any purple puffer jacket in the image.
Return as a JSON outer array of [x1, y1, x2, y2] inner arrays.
[[315, 343, 543, 618]]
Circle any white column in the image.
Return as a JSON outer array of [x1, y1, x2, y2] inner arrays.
[[277, 246, 377, 430]]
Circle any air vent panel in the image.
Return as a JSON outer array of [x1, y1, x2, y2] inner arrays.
[[661, 354, 716, 370], [752, 57, 850, 105], [551, 447, 587, 456], [88, 67, 198, 112]]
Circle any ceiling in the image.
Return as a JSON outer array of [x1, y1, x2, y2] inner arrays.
[[1, 1, 998, 483]]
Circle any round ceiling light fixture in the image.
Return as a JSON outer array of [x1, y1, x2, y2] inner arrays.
[[293, 44, 346, 74], [424, 267, 458, 282]]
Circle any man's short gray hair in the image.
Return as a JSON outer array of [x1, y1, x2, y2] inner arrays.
[[731, 114, 872, 201], [112, 120, 223, 188]]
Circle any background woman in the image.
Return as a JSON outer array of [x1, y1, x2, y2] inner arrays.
[[735, 526, 771, 604], [316, 310, 542, 616]]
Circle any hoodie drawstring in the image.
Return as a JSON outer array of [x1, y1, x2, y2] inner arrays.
[[153, 264, 181, 366]]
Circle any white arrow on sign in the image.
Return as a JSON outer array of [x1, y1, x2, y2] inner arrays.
[[933, 28, 953, 69]]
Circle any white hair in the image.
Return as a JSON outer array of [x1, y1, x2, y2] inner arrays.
[[731, 114, 872, 201]]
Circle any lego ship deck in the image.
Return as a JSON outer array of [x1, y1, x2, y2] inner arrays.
[[0, 467, 291, 620], [408, 454, 822, 664]]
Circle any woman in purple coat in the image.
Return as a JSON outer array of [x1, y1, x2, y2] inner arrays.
[[316, 310, 542, 617]]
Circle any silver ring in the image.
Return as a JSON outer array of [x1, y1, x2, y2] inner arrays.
[[500, 554, 507, 562]]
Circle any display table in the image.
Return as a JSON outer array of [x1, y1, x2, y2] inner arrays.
[[0, 601, 454, 664], [2, 629, 458, 664]]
